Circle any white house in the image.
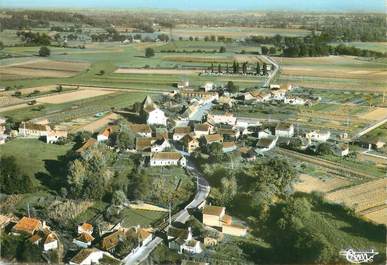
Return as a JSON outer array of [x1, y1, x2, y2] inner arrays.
[[202, 82, 215, 92], [97, 127, 113, 142], [271, 89, 287, 101], [207, 113, 236, 126], [256, 137, 278, 152], [69, 248, 104, 265], [194, 122, 213, 137], [173, 126, 191, 141], [177, 80, 190, 89], [43, 233, 58, 251], [150, 152, 186, 167], [77, 223, 93, 235], [19, 122, 51, 138], [179, 227, 203, 254], [141, 96, 167, 126], [128, 124, 152, 138], [257, 128, 272, 139], [151, 137, 171, 152], [275, 123, 294, 138], [46, 130, 68, 144], [305, 130, 331, 142], [73, 233, 94, 248], [334, 144, 349, 157], [284, 96, 305, 105]]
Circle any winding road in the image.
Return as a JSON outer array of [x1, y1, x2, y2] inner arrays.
[[122, 161, 210, 265]]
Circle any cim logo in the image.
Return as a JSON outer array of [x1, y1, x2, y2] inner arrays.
[[340, 249, 379, 264]]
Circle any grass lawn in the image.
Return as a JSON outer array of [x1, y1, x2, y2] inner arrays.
[[0, 139, 72, 188], [120, 208, 166, 227]]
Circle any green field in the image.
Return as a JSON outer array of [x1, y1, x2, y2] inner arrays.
[[121, 208, 167, 227], [2, 91, 150, 122], [0, 139, 72, 179], [330, 42, 387, 53]]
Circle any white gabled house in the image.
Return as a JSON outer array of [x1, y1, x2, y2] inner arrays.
[[284, 96, 305, 105], [275, 122, 294, 138], [256, 136, 278, 153], [150, 137, 171, 152], [150, 152, 186, 167], [97, 127, 113, 142], [305, 130, 331, 142], [207, 113, 236, 126]]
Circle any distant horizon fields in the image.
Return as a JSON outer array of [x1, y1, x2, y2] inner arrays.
[[0, 0, 385, 13]]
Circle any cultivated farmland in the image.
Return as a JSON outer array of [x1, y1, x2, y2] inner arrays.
[[325, 178, 387, 224], [276, 56, 387, 91], [0, 59, 90, 80], [36, 89, 116, 104], [294, 174, 351, 193]]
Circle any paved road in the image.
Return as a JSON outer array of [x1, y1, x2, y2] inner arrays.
[[260, 55, 280, 87], [122, 161, 210, 265]]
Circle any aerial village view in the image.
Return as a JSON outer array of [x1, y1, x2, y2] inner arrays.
[[0, 0, 386, 264]]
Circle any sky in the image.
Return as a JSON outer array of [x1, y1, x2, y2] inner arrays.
[[0, 0, 385, 12]]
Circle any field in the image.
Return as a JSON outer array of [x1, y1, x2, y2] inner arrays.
[[115, 68, 200, 75], [166, 25, 310, 38], [74, 112, 120, 132], [325, 178, 387, 224], [36, 89, 116, 104], [359, 107, 387, 121], [0, 59, 90, 80], [293, 174, 351, 193], [120, 208, 166, 227], [276, 56, 387, 91], [0, 139, 72, 179], [1, 91, 148, 123], [330, 42, 387, 53]]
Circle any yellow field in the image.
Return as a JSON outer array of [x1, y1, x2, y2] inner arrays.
[[362, 207, 387, 225], [115, 68, 200, 75], [294, 174, 351, 193], [325, 178, 387, 214], [359, 107, 387, 121], [74, 112, 120, 132], [36, 89, 116, 104], [0, 59, 90, 80], [276, 56, 387, 91], [161, 54, 262, 64]]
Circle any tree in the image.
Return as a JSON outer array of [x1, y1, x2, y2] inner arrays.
[[316, 143, 332, 155], [99, 70, 105, 75], [221, 175, 237, 204], [145, 47, 155, 58], [242, 62, 247, 74], [256, 62, 260, 75], [207, 142, 224, 163], [219, 46, 226, 53], [0, 156, 34, 194], [269, 46, 277, 54], [38, 46, 50, 57], [227, 81, 239, 93], [218, 64, 221, 73], [262, 62, 268, 75], [56, 85, 63, 92], [261, 46, 269, 55], [112, 190, 127, 205]]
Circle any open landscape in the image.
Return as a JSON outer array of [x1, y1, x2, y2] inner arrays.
[[0, 4, 386, 265]]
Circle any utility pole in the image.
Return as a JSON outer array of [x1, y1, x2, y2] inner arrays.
[[27, 203, 30, 218]]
